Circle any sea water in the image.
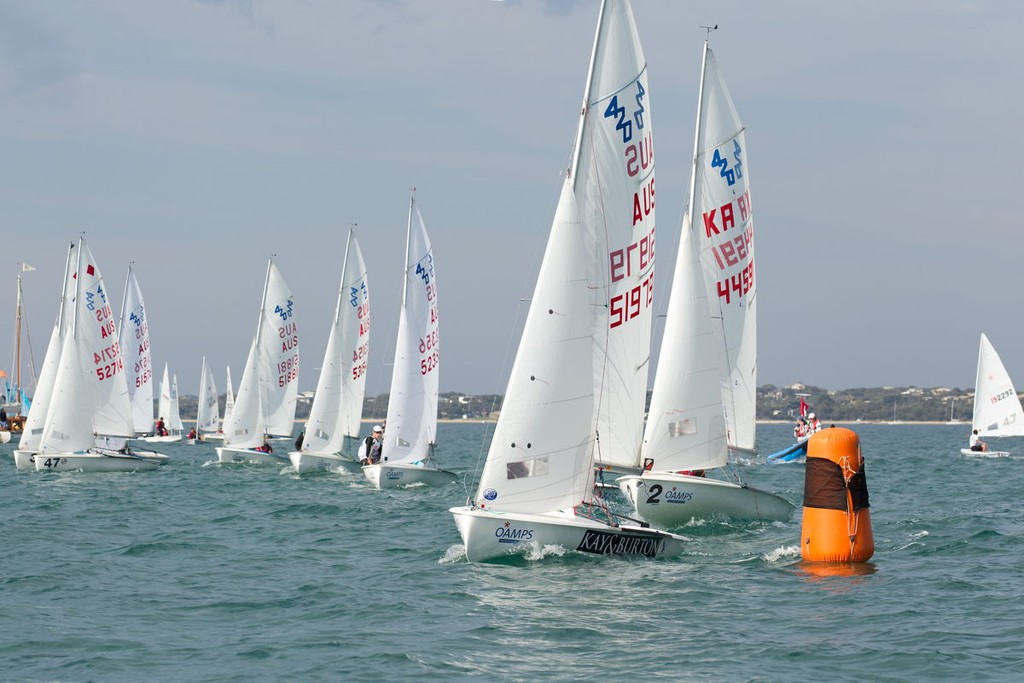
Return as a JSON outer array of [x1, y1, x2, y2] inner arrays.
[[1, 422, 1022, 682]]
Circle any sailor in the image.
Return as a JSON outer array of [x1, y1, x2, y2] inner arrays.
[[359, 425, 384, 466], [969, 429, 988, 453], [793, 417, 808, 440], [807, 412, 823, 434]]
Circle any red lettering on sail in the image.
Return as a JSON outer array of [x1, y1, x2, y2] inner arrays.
[[736, 190, 751, 221], [632, 177, 655, 226], [609, 226, 655, 283], [624, 132, 654, 177]]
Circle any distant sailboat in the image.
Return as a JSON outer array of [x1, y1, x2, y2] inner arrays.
[[960, 333, 1023, 457], [2, 263, 38, 443], [290, 230, 370, 474], [216, 259, 299, 465], [209, 366, 234, 441], [888, 398, 904, 425], [144, 364, 184, 442], [946, 398, 960, 425], [192, 356, 220, 443], [13, 245, 77, 470], [450, 0, 686, 562], [363, 196, 456, 488], [117, 265, 154, 437]]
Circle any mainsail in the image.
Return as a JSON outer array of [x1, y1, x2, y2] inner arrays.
[[972, 333, 1024, 437], [692, 45, 758, 454], [382, 197, 440, 466]]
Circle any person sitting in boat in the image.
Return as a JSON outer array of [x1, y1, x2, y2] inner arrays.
[[254, 436, 273, 453], [0, 406, 7, 429], [793, 417, 808, 440], [807, 412, 823, 434], [187, 427, 197, 440], [155, 416, 168, 437], [359, 425, 384, 466], [367, 426, 384, 465], [969, 429, 988, 453], [294, 430, 305, 450]]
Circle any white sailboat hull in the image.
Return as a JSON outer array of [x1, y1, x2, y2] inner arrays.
[[960, 448, 1011, 458], [13, 449, 36, 470], [617, 471, 794, 525], [363, 462, 457, 489], [0, 430, 10, 444], [289, 450, 361, 474], [142, 434, 182, 443], [216, 446, 290, 466], [449, 506, 687, 563], [33, 449, 167, 473]]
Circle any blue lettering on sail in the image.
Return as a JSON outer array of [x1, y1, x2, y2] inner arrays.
[[711, 140, 744, 187]]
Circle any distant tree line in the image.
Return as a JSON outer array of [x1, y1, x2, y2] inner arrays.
[[756, 384, 980, 422], [175, 384, 996, 424]]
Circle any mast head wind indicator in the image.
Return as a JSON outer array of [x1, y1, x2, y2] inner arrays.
[[700, 24, 718, 40]]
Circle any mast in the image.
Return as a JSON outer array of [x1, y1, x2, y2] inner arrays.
[[71, 238, 84, 339], [403, 193, 414, 308], [336, 230, 354, 328], [117, 265, 132, 344], [14, 273, 23, 402], [568, 0, 608, 189], [255, 258, 274, 436]]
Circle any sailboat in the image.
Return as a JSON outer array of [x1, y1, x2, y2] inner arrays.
[[450, 0, 687, 562], [290, 230, 370, 475], [960, 333, 1024, 457], [204, 366, 234, 441], [117, 265, 154, 437], [888, 398, 904, 425], [616, 41, 793, 525], [144, 364, 184, 442], [363, 196, 456, 488], [27, 237, 167, 472], [216, 259, 299, 465], [946, 398, 960, 425], [2, 263, 37, 443], [191, 356, 220, 443], [13, 245, 77, 469]]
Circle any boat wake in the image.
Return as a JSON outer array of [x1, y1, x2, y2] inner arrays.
[[762, 545, 801, 563]]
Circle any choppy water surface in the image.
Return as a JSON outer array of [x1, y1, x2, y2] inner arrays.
[[2, 422, 1022, 681]]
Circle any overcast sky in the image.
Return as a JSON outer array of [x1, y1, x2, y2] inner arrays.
[[2, 0, 1022, 396]]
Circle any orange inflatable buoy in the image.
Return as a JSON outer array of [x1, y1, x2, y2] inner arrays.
[[800, 427, 874, 563]]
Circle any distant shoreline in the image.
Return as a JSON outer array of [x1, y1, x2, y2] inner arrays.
[[345, 419, 974, 426], [757, 420, 970, 426]]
